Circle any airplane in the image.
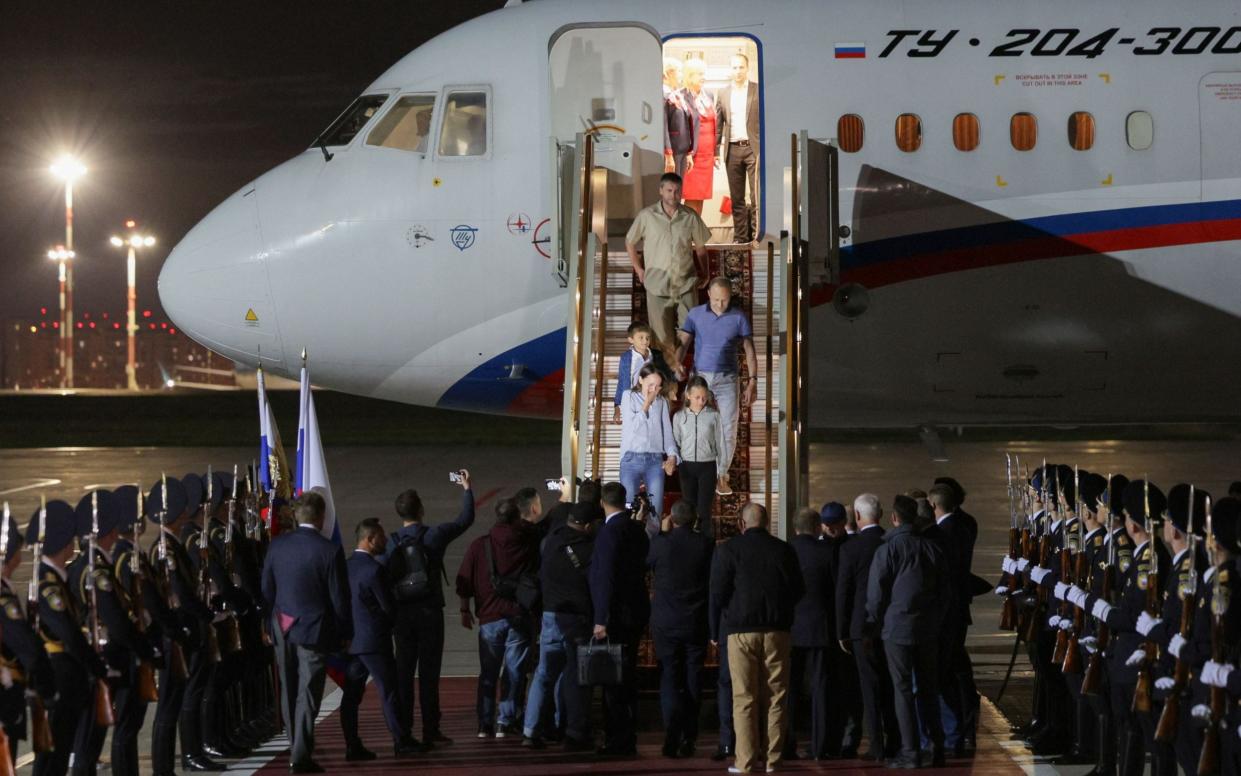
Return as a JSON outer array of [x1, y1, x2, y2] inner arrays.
[[158, 0, 1241, 430]]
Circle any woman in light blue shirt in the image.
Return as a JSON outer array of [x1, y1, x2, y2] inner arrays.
[[620, 364, 679, 516]]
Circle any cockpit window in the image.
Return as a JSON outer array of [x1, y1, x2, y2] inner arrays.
[[438, 91, 488, 157], [317, 94, 389, 148], [367, 95, 436, 152]]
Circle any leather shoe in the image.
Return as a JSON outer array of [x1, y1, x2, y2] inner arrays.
[[677, 741, 695, 758], [181, 754, 223, 772], [290, 761, 325, 774], [425, 730, 454, 745], [345, 745, 377, 762], [523, 736, 547, 750], [711, 745, 734, 761], [394, 737, 422, 756], [885, 755, 918, 769]]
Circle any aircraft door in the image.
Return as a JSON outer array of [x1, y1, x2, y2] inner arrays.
[[549, 25, 664, 231]]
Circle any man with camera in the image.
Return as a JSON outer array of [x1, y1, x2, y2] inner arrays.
[[386, 469, 475, 746]]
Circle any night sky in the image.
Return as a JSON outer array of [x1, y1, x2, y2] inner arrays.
[[0, 1, 504, 322]]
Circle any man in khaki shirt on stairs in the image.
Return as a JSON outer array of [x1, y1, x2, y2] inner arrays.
[[626, 172, 711, 357]]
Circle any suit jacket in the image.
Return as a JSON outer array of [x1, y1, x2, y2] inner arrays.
[[715, 81, 760, 163], [790, 534, 837, 647], [590, 511, 651, 631], [347, 550, 395, 656], [935, 511, 977, 624], [261, 525, 352, 651], [836, 525, 884, 641], [663, 85, 698, 156], [648, 525, 714, 641]]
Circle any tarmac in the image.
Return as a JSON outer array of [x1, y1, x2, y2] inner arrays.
[[2, 435, 1238, 773]]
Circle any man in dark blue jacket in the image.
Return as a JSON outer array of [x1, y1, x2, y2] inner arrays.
[[589, 482, 653, 756], [648, 499, 714, 759], [867, 495, 951, 769], [261, 490, 352, 774], [341, 518, 421, 761], [386, 470, 474, 745], [836, 494, 899, 761]]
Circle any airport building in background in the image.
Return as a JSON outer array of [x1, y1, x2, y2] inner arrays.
[[1, 307, 235, 390]]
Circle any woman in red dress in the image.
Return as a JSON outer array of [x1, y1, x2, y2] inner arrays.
[[680, 59, 718, 214]]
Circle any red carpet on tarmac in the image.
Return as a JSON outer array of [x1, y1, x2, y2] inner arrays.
[[251, 677, 1026, 775]]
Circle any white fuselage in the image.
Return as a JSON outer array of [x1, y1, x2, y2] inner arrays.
[[159, 0, 1241, 427]]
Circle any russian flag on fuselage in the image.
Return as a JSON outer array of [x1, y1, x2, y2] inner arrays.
[[835, 42, 866, 58], [295, 361, 341, 546]]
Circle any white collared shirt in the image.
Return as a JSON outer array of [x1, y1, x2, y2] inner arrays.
[[729, 83, 749, 142], [605, 511, 625, 523], [860, 523, 881, 533]]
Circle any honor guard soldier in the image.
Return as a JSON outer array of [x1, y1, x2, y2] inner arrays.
[[146, 476, 220, 776], [1025, 464, 1073, 756], [67, 491, 156, 776], [232, 472, 279, 743], [1195, 497, 1241, 776], [111, 485, 167, 776], [27, 499, 108, 776], [0, 508, 54, 765], [1084, 479, 1169, 776]]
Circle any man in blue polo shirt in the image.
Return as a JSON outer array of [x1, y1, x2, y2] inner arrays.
[[674, 277, 757, 496]]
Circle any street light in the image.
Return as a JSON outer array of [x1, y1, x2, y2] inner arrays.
[[50, 155, 86, 388], [110, 228, 156, 390], [46, 246, 75, 387]]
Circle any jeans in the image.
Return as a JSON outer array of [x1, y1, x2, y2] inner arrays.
[[620, 451, 666, 515], [697, 371, 739, 477], [477, 616, 532, 729], [524, 612, 590, 741]]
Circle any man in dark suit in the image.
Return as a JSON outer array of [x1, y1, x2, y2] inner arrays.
[[589, 482, 653, 756], [867, 495, 952, 769], [715, 53, 760, 244], [785, 507, 837, 760], [341, 518, 420, 760], [386, 469, 474, 745], [261, 490, 352, 774], [648, 500, 714, 759], [836, 494, 899, 761], [928, 482, 979, 755], [662, 57, 698, 177]]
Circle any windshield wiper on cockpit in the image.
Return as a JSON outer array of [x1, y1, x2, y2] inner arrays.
[[315, 134, 334, 162]]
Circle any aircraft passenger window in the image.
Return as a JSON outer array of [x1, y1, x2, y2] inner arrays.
[[1126, 111, 1154, 151], [837, 114, 864, 153], [1010, 112, 1037, 151], [438, 91, 488, 157], [317, 94, 390, 148], [952, 113, 980, 152], [1068, 112, 1095, 151], [367, 95, 436, 153], [895, 114, 922, 152]]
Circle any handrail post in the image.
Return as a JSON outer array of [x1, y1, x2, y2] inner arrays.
[[560, 134, 595, 502], [764, 241, 775, 516], [590, 241, 609, 479]]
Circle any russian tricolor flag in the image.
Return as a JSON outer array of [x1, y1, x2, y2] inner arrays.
[[835, 42, 866, 59], [295, 357, 341, 546], [256, 365, 292, 532]]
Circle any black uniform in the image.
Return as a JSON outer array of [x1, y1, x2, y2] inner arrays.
[[0, 576, 54, 765]]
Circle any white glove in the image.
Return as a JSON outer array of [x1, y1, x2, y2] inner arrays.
[[1202, 660, 1234, 689], [995, 585, 1010, 596], [1002, 557, 1016, 575], [1155, 676, 1176, 692], [106, 668, 122, 680], [1068, 586, 1089, 608], [1031, 566, 1052, 584], [1048, 615, 1063, 629], [1169, 633, 1187, 658], [1126, 648, 1147, 667], [1054, 582, 1069, 601], [1192, 704, 1211, 722], [1081, 636, 1099, 654], [1017, 558, 1031, 572], [1060, 617, 1074, 631], [1091, 599, 1113, 622], [1137, 611, 1162, 637]]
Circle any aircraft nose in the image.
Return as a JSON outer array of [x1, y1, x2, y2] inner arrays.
[[159, 184, 285, 366]]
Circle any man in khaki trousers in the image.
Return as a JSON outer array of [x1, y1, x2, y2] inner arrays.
[[709, 503, 805, 773]]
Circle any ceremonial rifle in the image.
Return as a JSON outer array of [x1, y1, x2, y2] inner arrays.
[[1024, 461, 1054, 642], [1198, 504, 1224, 776], [26, 497, 51, 752], [0, 505, 16, 775], [1000, 453, 1019, 631], [88, 492, 117, 726], [155, 473, 188, 681], [1155, 488, 1199, 743], [1063, 470, 1089, 674], [1052, 469, 1075, 666], [1082, 473, 1115, 696], [128, 484, 158, 702], [216, 465, 243, 654], [200, 467, 222, 663], [1134, 477, 1159, 714]]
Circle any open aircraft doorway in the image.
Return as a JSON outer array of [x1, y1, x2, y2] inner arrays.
[[662, 35, 763, 245]]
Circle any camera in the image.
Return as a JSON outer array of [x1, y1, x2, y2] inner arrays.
[[545, 478, 564, 491], [448, 471, 465, 484]]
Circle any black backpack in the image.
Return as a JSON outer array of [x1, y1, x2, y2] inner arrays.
[[484, 537, 541, 612], [391, 533, 435, 603]]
